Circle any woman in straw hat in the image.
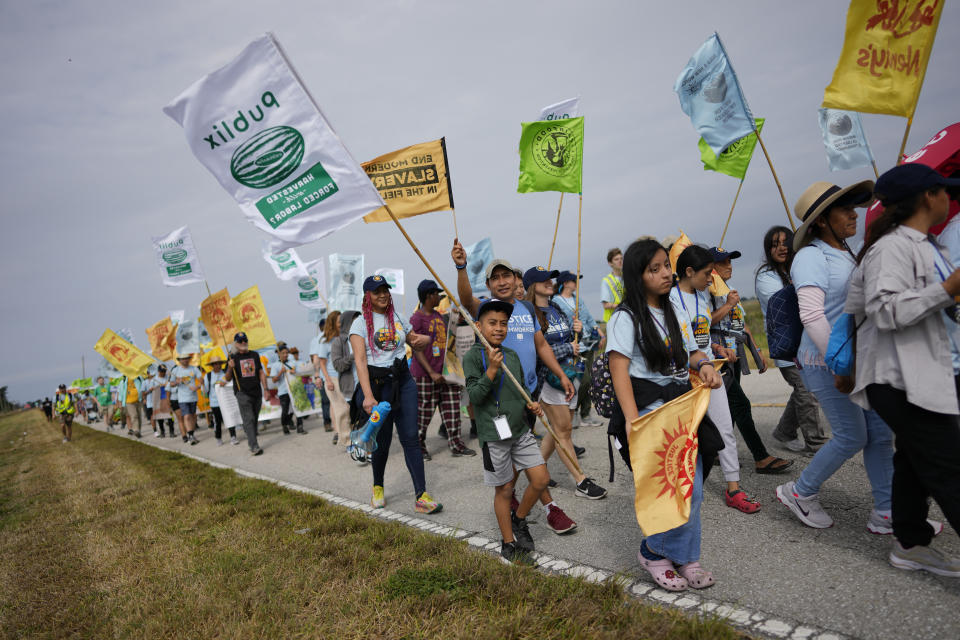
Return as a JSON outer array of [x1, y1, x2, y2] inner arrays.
[[844, 164, 957, 576], [775, 179, 896, 532]]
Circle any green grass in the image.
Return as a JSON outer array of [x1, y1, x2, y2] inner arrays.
[[742, 298, 768, 359], [0, 411, 748, 639]]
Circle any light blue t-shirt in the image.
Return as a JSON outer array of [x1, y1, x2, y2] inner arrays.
[[754, 267, 794, 368], [930, 241, 960, 374], [669, 286, 713, 358], [314, 339, 337, 379], [350, 310, 411, 368], [481, 298, 541, 392], [605, 300, 698, 389], [937, 215, 960, 265], [271, 359, 296, 396], [552, 294, 598, 345], [790, 238, 857, 366], [170, 365, 201, 403], [203, 370, 226, 408], [142, 377, 155, 409]]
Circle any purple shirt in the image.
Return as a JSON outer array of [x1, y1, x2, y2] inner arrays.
[[410, 309, 446, 377]]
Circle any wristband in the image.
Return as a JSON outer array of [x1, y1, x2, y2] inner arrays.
[[694, 358, 712, 371], [455, 263, 466, 270]]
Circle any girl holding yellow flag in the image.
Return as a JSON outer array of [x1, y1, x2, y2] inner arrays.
[[606, 239, 722, 592]]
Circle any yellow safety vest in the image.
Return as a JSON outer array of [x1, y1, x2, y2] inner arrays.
[[602, 273, 625, 323], [55, 393, 75, 415]]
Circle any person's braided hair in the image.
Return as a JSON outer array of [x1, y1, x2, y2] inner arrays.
[[362, 291, 397, 352]]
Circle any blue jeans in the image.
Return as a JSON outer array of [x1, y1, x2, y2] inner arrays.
[[644, 457, 703, 565], [356, 370, 425, 497], [795, 365, 894, 510]]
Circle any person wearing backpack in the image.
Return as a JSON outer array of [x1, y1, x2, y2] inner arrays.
[[845, 164, 959, 576], [755, 226, 827, 452], [776, 179, 897, 532], [607, 239, 722, 592]]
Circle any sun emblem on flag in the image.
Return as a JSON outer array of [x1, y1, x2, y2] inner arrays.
[[650, 417, 699, 500]]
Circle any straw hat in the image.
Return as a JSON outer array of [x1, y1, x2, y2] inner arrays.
[[792, 180, 874, 251]]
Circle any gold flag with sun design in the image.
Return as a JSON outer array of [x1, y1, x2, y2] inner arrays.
[[628, 376, 712, 536]]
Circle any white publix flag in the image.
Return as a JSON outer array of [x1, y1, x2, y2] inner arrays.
[[374, 268, 404, 295], [151, 226, 205, 287], [296, 258, 327, 309], [261, 243, 308, 280], [817, 108, 875, 172], [329, 253, 364, 311], [163, 33, 386, 252], [539, 97, 581, 121]]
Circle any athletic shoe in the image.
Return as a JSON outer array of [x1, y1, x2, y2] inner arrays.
[[511, 511, 535, 551], [776, 481, 833, 528], [158, 432, 166, 439], [282, 427, 291, 435], [725, 489, 761, 514], [508, 492, 538, 523], [889, 541, 960, 577], [778, 436, 807, 453], [215, 438, 223, 446], [438, 424, 448, 438], [182, 436, 188, 443], [230, 436, 239, 445], [415, 491, 442, 514], [323, 421, 333, 432], [500, 541, 535, 566], [576, 477, 608, 500], [296, 426, 307, 434], [135, 431, 142, 438], [574, 445, 586, 458], [189, 434, 198, 446], [581, 417, 604, 427], [545, 504, 577, 534], [154, 431, 160, 438], [128, 430, 134, 436], [420, 446, 432, 462], [332, 433, 339, 445], [867, 510, 944, 536], [251, 447, 263, 456], [547, 479, 558, 488], [62, 437, 69, 443], [451, 445, 476, 457], [371, 485, 386, 509]]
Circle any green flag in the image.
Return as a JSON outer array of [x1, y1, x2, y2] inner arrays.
[[71, 377, 93, 389], [698, 118, 764, 180], [518, 117, 583, 193]]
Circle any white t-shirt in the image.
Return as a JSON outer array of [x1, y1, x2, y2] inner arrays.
[[349, 310, 411, 368]]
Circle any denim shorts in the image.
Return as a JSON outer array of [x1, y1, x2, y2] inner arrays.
[[179, 401, 197, 416]]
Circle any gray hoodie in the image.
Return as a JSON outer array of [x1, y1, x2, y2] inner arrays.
[[330, 310, 361, 396]]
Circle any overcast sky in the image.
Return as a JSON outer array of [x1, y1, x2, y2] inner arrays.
[[1, 1, 957, 401]]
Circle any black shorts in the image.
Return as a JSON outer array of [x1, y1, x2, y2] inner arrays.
[[170, 399, 180, 412], [145, 407, 154, 420]]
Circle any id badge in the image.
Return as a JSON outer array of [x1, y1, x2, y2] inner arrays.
[[493, 414, 512, 440]]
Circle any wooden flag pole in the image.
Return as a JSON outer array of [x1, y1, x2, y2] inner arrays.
[[452, 208, 460, 239], [384, 204, 582, 474], [754, 130, 796, 232], [547, 193, 565, 268], [897, 117, 914, 166], [203, 280, 241, 384], [718, 178, 745, 248], [574, 194, 583, 336], [870, 160, 881, 180]]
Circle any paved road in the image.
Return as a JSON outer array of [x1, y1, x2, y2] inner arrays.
[[81, 372, 959, 640]]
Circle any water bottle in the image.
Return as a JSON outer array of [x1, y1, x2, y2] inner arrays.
[[348, 401, 392, 463]]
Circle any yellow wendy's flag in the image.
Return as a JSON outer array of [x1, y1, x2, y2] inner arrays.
[[669, 230, 731, 297], [95, 329, 155, 378], [362, 138, 455, 223], [822, 0, 943, 117], [628, 376, 712, 536], [145, 317, 177, 361], [201, 288, 239, 347], [231, 285, 276, 350]]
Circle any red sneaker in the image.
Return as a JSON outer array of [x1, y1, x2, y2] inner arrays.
[[546, 504, 578, 534], [725, 489, 761, 514]]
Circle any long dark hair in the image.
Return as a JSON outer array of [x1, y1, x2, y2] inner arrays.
[[756, 226, 794, 286], [621, 239, 687, 375], [675, 245, 714, 281], [857, 188, 942, 263]]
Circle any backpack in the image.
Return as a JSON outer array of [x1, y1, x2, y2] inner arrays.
[[825, 313, 864, 377], [765, 284, 803, 361], [589, 305, 636, 418]]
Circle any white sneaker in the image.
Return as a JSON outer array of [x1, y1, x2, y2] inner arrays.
[[776, 481, 833, 528], [581, 417, 604, 427], [216, 438, 223, 446], [154, 431, 160, 438], [230, 436, 240, 445], [890, 541, 960, 577], [866, 509, 944, 536]]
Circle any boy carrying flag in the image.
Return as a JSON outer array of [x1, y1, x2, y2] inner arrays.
[[464, 299, 550, 565]]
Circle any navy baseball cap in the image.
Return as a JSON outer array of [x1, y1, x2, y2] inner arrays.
[[523, 266, 560, 289], [417, 279, 444, 298], [875, 163, 960, 205], [477, 298, 514, 319], [233, 332, 248, 343], [363, 274, 391, 292], [708, 247, 742, 262], [556, 270, 583, 285]]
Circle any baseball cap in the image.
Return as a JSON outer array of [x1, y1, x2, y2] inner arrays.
[[875, 163, 960, 206], [484, 258, 515, 281], [556, 270, 583, 285], [58, 383, 66, 390], [523, 266, 560, 289], [477, 298, 514, 319], [233, 332, 248, 343], [708, 247, 742, 262], [363, 274, 391, 292], [417, 279, 445, 298], [276, 341, 288, 351]]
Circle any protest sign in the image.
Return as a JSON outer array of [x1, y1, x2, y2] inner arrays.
[[151, 226, 205, 287], [146, 317, 177, 361], [362, 139, 454, 223], [163, 33, 386, 251], [201, 288, 239, 346], [285, 372, 322, 418], [262, 245, 308, 280], [822, 0, 943, 118], [518, 117, 584, 193], [231, 285, 276, 350], [215, 385, 242, 429], [539, 96, 581, 121], [95, 329, 154, 378], [329, 253, 364, 311]]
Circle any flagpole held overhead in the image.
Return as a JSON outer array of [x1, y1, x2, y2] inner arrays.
[[718, 178, 745, 248], [547, 193, 564, 269], [897, 117, 914, 166], [754, 129, 795, 232]]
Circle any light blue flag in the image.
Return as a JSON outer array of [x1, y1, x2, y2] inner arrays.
[[674, 32, 756, 156], [817, 108, 875, 172], [328, 253, 364, 312], [175, 318, 200, 354], [464, 237, 494, 292]]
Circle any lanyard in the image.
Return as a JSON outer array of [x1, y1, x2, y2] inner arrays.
[[675, 285, 699, 319], [480, 350, 506, 412]]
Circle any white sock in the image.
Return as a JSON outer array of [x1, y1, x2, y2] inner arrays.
[[542, 501, 557, 516]]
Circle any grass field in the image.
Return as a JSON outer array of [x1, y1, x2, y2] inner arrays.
[[0, 411, 745, 639]]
